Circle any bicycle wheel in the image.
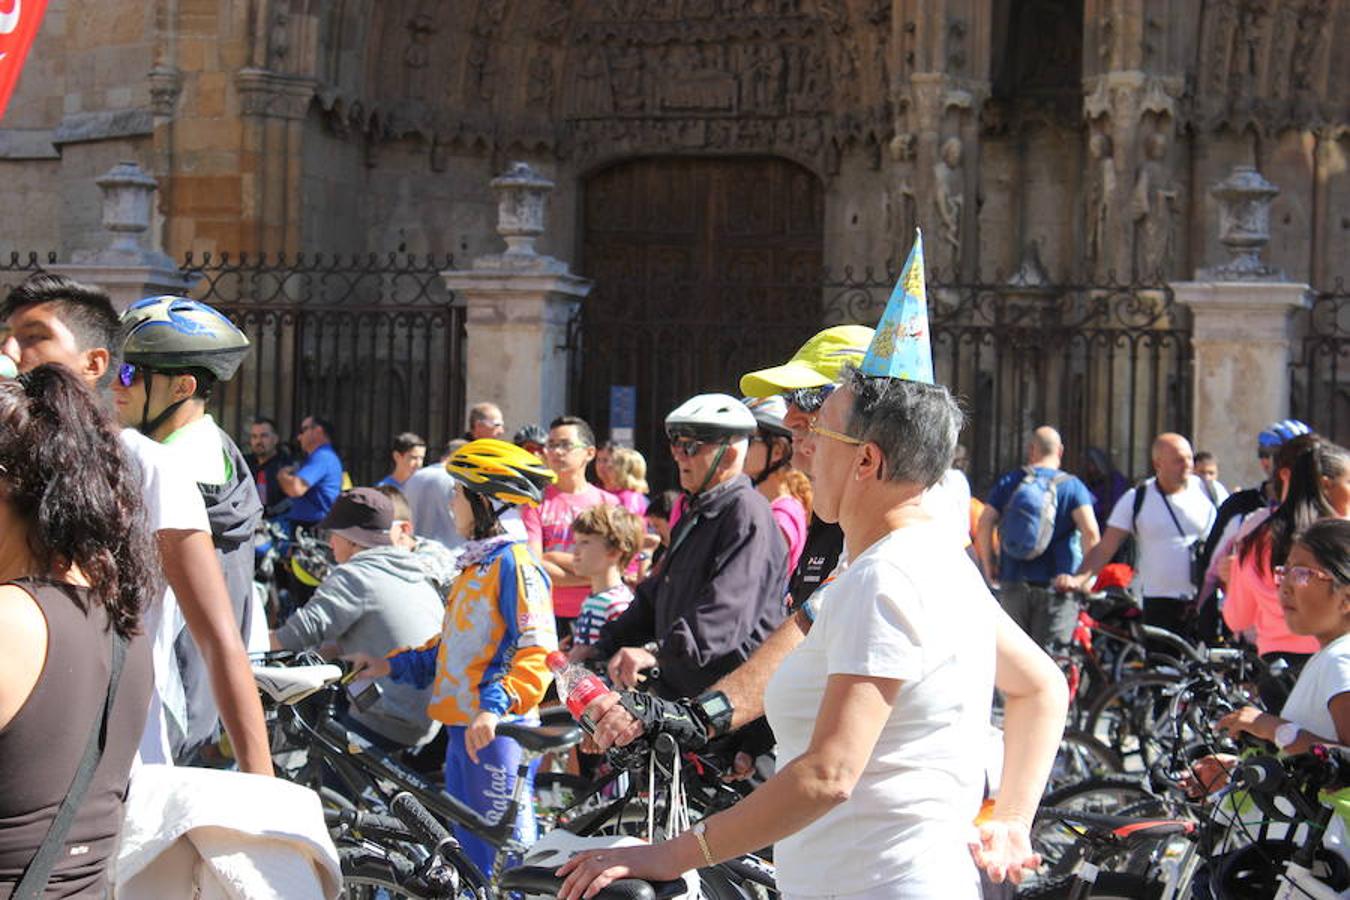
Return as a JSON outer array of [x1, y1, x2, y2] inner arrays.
[[1083, 674, 1183, 770], [1046, 730, 1124, 795], [1016, 872, 1163, 899], [1031, 776, 1163, 883]]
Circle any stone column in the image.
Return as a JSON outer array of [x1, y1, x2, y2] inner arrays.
[[1173, 166, 1309, 489], [51, 162, 195, 310], [441, 163, 593, 430]]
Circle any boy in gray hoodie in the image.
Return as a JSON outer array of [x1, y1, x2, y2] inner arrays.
[[271, 487, 454, 748]]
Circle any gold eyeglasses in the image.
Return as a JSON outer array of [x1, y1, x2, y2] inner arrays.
[[807, 422, 864, 446]]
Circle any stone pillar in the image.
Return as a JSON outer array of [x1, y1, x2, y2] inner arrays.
[[51, 162, 195, 310], [1173, 166, 1309, 489], [441, 163, 593, 430]]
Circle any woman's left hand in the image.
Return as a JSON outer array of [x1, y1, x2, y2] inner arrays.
[[465, 711, 500, 763], [969, 816, 1040, 885], [555, 843, 683, 900], [1219, 706, 1276, 742]]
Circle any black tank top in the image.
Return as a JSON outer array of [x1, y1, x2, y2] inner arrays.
[[0, 579, 152, 898]]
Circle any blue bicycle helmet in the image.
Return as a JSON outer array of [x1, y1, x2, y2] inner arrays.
[[1257, 419, 1313, 449]]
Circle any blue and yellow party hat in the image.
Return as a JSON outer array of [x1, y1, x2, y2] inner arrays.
[[859, 229, 934, 384]]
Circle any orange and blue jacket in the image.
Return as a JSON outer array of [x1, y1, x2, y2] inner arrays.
[[387, 538, 557, 725]]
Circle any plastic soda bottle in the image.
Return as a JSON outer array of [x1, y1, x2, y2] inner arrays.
[[546, 650, 608, 733]]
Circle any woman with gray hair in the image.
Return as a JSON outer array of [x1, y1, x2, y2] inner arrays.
[[557, 369, 1066, 898]]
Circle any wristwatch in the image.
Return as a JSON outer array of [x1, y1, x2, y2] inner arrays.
[[1274, 721, 1301, 750], [690, 690, 735, 739]]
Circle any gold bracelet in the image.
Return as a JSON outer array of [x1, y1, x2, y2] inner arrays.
[[691, 821, 715, 867]]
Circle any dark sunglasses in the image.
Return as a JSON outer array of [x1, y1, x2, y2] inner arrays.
[[116, 363, 150, 388], [668, 436, 708, 458], [785, 383, 836, 414]]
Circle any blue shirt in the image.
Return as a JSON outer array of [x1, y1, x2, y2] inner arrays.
[[986, 467, 1096, 584], [289, 443, 344, 524]]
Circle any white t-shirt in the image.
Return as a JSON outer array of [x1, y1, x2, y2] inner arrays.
[[921, 468, 973, 548], [1107, 476, 1216, 598], [1282, 633, 1350, 741], [120, 428, 211, 765], [764, 522, 997, 898], [161, 413, 229, 485]]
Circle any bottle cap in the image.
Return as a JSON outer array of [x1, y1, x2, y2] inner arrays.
[[546, 650, 568, 672]]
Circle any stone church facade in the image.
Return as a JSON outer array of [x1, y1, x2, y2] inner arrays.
[[5, 0, 1349, 281], [2, 0, 1349, 485]]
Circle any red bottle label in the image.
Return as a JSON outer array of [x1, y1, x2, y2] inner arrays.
[[565, 674, 608, 720]]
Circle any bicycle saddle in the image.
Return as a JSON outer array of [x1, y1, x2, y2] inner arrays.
[[496, 721, 583, 753], [511, 832, 695, 899], [498, 867, 687, 900], [1039, 806, 1194, 843], [252, 663, 343, 705], [539, 704, 577, 727]]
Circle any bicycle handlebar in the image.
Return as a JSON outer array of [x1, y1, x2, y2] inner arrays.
[[391, 791, 456, 850]]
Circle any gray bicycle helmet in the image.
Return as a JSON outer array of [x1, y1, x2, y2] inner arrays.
[[120, 296, 251, 382]]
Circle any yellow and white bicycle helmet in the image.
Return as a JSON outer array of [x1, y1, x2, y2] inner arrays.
[[446, 439, 556, 507]]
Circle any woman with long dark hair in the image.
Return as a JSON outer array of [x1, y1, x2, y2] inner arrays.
[[0, 364, 157, 897], [1224, 435, 1350, 704]]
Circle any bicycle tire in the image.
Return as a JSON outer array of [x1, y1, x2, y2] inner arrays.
[[1032, 775, 1164, 882], [1015, 872, 1163, 899], [1083, 673, 1184, 769], [1047, 731, 1124, 794]]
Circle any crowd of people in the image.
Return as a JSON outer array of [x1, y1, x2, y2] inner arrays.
[[2, 259, 1350, 899]]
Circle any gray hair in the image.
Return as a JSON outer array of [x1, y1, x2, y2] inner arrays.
[[842, 367, 963, 488]]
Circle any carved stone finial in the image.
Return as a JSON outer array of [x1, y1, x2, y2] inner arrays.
[[96, 161, 160, 258], [490, 162, 555, 259], [1202, 165, 1283, 281]]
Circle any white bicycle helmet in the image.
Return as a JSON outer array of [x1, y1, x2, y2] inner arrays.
[[665, 393, 756, 441]]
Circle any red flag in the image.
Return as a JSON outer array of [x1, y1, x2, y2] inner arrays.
[[0, 0, 49, 121]]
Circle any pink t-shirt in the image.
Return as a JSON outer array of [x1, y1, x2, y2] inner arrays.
[[521, 483, 618, 619], [1222, 530, 1320, 657], [614, 489, 650, 518], [770, 495, 808, 575]]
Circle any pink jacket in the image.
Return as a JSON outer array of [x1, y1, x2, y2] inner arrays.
[[1222, 530, 1319, 657]]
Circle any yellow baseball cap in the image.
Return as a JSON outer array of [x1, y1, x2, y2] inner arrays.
[[739, 325, 875, 398]]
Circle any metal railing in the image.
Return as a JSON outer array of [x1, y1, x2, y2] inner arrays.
[[1291, 279, 1350, 446]]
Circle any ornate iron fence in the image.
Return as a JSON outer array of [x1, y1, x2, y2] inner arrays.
[[0, 251, 55, 296], [184, 253, 465, 485], [1291, 280, 1350, 447], [570, 266, 1193, 494]]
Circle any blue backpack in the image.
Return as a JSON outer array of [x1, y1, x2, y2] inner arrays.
[[998, 466, 1072, 561]]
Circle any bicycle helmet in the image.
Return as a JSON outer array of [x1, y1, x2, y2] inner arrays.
[[446, 438, 556, 507], [743, 395, 793, 438], [664, 393, 757, 442], [1258, 418, 1313, 448], [513, 423, 548, 448], [120, 296, 251, 381]]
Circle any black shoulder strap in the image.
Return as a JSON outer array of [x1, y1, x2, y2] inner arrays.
[[1130, 480, 1149, 532], [1155, 482, 1191, 541], [13, 629, 127, 900]]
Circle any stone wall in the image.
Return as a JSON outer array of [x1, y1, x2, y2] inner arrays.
[[0, 0, 1347, 289]]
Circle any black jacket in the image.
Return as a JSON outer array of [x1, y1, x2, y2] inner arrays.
[[593, 475, 788, 699]]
